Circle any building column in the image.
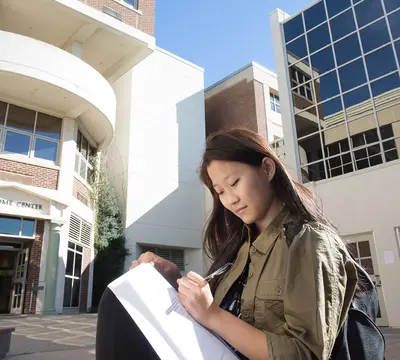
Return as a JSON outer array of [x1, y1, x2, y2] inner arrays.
[[270, 9, 302, 182], [43, 222, 63, 314], [58, 117, 77, 193]]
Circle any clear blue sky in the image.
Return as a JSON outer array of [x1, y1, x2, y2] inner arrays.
[[155, 0, 311, 88]]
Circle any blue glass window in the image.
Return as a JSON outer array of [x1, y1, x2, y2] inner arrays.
[[317, 71, 340, 102], [21, 219, 35, 237], [320, 96, 343, 120], [34, 138, 58, 162], [304, 1, 327, 30], [0, 216, 21, 235], [307, 23, 331, 53], [330, 9, 356, 41], [355, 0, 384, 27], [286, 35, 308, 60], [384, 0, 400, 13], [325, 0, 351, 18], [310, 46, 335, 75], [334, 33, 362, 66], [395, 40, 400, 60], [284, 14, 304, 43], [360, 19, 391, 53], [371, 73, 400, 97], [35, 113, 61, 140], [343, 85, 370, 108], [365, 45, 397, 81], [4, 131, 30, 155], [339, 59, 367, 92], [388, 10, 400, 40]]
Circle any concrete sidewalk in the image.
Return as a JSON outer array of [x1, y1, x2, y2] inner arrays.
[[0, 314, 96, 359], [1, 314, 400, 359]]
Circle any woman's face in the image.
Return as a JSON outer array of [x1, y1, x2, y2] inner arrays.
[[207, 160, 275, 226]]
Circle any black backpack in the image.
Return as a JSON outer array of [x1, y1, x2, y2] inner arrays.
[[284, 217, 386, 360], [329, 260, 386, 360]]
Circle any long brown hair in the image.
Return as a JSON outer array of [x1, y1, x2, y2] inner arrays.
[[199, 128, 332, 293]]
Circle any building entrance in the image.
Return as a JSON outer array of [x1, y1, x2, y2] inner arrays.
[[0, 242, 29, 314]]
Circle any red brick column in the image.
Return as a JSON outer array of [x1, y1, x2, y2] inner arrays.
[[23, 220, 44, 314], [79, 246, 92, 312]]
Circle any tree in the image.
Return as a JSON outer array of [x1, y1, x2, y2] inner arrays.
[[91, 160, 129, 310]]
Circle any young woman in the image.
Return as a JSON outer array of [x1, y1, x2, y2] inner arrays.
[[96, 128, 358, 360]]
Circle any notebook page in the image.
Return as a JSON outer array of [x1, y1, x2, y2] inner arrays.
[[108, 263, 239, 360]]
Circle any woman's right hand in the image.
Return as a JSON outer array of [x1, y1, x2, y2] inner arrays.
[[130, 251, 182, 289]]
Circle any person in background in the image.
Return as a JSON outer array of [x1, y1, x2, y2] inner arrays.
[[96, 128, 358, 360]]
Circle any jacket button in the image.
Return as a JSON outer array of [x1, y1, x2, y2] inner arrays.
[[275, 287, 282, 296]]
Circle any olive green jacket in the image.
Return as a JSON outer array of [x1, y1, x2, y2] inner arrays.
[[214, 208, 358, 360]]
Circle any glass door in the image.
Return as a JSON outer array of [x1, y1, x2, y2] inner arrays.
[[10, 248, 29, 314]]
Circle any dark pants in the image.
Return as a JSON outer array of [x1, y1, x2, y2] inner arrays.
[[96, 287, 160, 360]]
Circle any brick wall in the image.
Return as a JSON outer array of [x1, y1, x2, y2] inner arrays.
[[72, 177, 92, 208], [79, 246, 91, 312], [205, 79, 268, 137], [23, 220, 44, 314], [0, 159, 58, 190], [81, 0, 155, 36]]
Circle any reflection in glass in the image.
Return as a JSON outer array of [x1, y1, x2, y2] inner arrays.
[[388, 10, 400, 40], [290, 64, 312, 88], [365, 45, 397, 81], [72, 279, 80, 307], [34, 138, 58, 162], [307, 23, 331, 54], [334, 33, 362, 67], [359, 241, 372, 257], [295, 108, 319, 138], [35, 113, 62, 140], [371, 73, 400, 98], [319, 96, 344, 129], [377, 106, 400, 130], [360, 258, 374, 275], [384, 0, 400, 13], [326, 152, 353, 177], [395, 41, 400, 61], [21, 219, 35, 237], [6, 104, 35, 133], [330, 9, 356, 41], [284, 14, 304, 43], [286, 36, 308, 61], [354, 145, 383, 169], [348, 115, 378, 147], [310, 46, 335, 75], [74, 253, 82, 278], [4, 131, 30, 155], [360, 19, 391, 54], [325, 0, 351, 18], [339, 59, 367, 92], [0, 216, 21, 235], [0, 101, 6, 125], [315, 71, 340, 102], [354, 0, 384, 28], [304, 1, 327, 30], [66, 251, 74, 276], [343, 85, 371, 108]]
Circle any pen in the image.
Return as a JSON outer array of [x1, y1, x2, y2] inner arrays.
[[204, 262, 233, 282]]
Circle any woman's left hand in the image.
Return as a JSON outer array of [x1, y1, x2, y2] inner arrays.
[[177, 272, 220, 328]]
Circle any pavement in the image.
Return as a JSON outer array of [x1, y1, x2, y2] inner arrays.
[[1, 314, 400, 359], [0, 314, 96, 359]]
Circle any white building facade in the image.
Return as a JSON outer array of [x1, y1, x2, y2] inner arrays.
[[0, 0, 206, 315], [271, 0, 400, 327]]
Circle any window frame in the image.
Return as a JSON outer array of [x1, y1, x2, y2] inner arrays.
[[0, 102, 61, 164], [63, 241, 83, 309], [0, 216, 36, 239], [75, 130, 96, 185], [291, 68, 313, 101], [270, 93, 281, 113]]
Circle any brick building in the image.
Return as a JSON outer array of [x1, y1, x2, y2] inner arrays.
[[0, 0, 206, 315], [205, 62, 285, 158]]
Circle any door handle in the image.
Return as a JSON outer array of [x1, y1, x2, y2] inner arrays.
[[375, 275, 382, 287]]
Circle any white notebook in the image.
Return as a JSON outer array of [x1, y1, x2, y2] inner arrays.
[[108, 263, 239, 360]]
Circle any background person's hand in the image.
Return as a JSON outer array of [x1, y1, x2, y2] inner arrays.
[[130, 251, 182, 289], [177, 271, 220, 328]]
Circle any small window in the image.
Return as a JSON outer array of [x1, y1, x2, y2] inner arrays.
[[75, 130, 96, 184], [270, 93, 281, 113], [0, 216, 35, 237], [123, 0, 138, 8]]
